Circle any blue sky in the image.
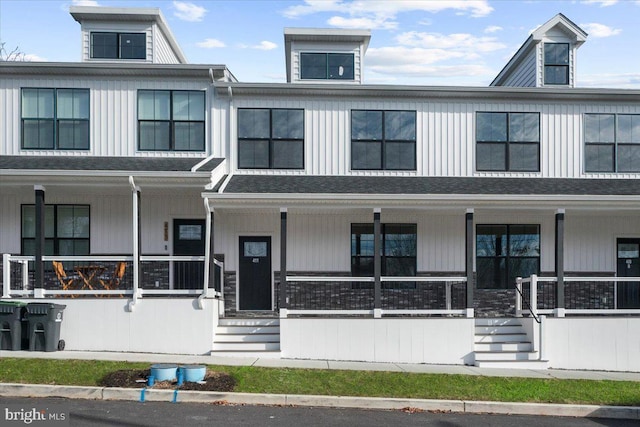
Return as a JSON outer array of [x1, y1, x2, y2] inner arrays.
[[1, 0, 639, 87]]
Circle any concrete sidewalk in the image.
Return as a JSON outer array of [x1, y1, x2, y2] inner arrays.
[[3, 349, 640, 382]]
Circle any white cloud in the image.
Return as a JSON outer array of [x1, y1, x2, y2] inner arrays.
[[484, 25, 503, 34], [282, 0, 493, 30], [367, 46, 466, 67], [582, 0, 618, 6], [71, 0, 100, 5], [196, 38, 225, 48], [579, 73, 640, 88], [253, 41, 278, 51], [396, 31, 506, 53], [23, 53, 48, 61], [580, 23, 622, 38], [173, 1, 207, 22]]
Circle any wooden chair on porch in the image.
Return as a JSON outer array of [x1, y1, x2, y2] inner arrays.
[[52, 260, 77, 297], [99, 262, 126, 296]]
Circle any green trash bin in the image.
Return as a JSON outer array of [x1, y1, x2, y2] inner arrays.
[[25, 303, 66, 352], [0, 301, 27, 351]]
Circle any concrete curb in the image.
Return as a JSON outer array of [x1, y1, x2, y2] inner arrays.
[[1, 383, 638, 420]]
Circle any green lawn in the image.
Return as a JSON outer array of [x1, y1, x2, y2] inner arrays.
[[1, 358, 639, 406]]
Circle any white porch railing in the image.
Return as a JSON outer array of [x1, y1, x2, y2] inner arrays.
[[2, 254, 223, 299], [284, 275, 468, 317], [516, 274, 640, 317]]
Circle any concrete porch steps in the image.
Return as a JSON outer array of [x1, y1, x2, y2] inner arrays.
[[474, 318, 548, 369], [211, 318, 281, 357]]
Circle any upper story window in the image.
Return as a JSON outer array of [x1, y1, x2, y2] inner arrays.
[[300, 53, 354, 80], [91, 32, 146, 60], [137, 90, 205, 152], [21, 204, 90, 256], [238, 108, 304, 169], [476, 112, 540, 172], [544, 43, 569, 85], [585, 114, 640, 173], [351, 110, 416, 170], [21, 88, 89, 150]]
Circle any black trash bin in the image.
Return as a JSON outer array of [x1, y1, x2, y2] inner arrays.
[[25, 303, 66, 352], [0, 301, 27, 351]]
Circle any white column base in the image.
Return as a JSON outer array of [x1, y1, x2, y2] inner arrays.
[[374, 308, 382, 319], [554, 308, 566, 318], [465, 308, 474, 318]]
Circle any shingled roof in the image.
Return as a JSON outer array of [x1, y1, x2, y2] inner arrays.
[[223, 175, 640, 196]]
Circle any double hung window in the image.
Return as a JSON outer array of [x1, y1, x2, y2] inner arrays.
[[476, 225, 540, 289], [21, 88, 89, 150], [300, 53, 354, 80], [476, 112, 540, 172], [351, 224, 417, 280], [238, 108, 304, 169], [585, 114, 640, 172], [544, 43, 569, 85], [91, 32, 146, 60], [138, 90, 205, 151], [351, 110, 416, 170], [21, 205, 90, 256]]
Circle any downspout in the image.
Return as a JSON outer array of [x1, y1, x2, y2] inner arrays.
[[217, 85, 235, 194], [127, 176, 142, 312], [192, 68, 220, 174]]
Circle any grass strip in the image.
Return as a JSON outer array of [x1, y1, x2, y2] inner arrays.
[[1, 358, 639, 406]]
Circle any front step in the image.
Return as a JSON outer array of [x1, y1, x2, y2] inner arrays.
[[212, 317, 281, 357], [473, 318, 547, 369]]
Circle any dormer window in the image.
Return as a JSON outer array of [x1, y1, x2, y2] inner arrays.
[[300, 53, 354, 80], [91, 32, 146, 60], [544, 43, 569, 85]]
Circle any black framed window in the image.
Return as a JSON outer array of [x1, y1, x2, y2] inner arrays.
[[585, 113, 640, 173], [138, 90, 205, 151], [351, 110, 416, 170], [21, 88, 89, 150], [351, 223, 417, 278], [300, 53, 354, 80], [544, 43, 569, 85], [91, 32, 146, 60], [476, 224, 540, 289], [21, 204, 90, 256], [238, 108, 304, 169], [476, 112, 539, 172]]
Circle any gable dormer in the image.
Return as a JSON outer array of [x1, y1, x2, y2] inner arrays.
[[70, 6, 187, 64], [284, 28, 371, 84], [491, 14, 587, 88]]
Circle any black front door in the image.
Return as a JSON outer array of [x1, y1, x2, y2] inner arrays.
[[239, 236, 272, 310], [173, 219, 205, 289], [617, 238, 640, 309]]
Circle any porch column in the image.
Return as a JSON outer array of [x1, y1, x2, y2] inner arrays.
[[465, 209, 474, 317], [374, 208, 382, 317], [128, 176, 141, 310], [34, 185, 46, 298], [280, 208, 288, 311], [206, 206, 216, 293], [555, 209, 565, 317]]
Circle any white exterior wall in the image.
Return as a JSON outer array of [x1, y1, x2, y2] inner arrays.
[[290, 41, 363, 84], [281, 318, 475, 364], [0, 188, 206, 255], [500, 48, 536, 87], [0, 76, 213, 156], [544, 317, 640, 371], [223, 96, 640, 179], [153, 25, 181, 64], [43, 298, 218, 354], [79, 22, 153, 63]]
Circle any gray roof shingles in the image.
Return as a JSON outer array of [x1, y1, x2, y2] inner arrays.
[[0, 156, 223, 173], [223, 175, 640, 196]]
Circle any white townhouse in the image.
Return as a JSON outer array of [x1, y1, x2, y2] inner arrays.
[[1, 8, 639, 371]]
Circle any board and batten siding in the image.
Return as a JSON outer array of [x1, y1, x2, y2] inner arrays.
[[1, 76, 214, 157], [225, 96, 640, 179], [500, 48, 536, 87], [153, 24, 181, 64]]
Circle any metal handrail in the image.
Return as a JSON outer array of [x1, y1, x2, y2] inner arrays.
[[515, 278, 541, 324]]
